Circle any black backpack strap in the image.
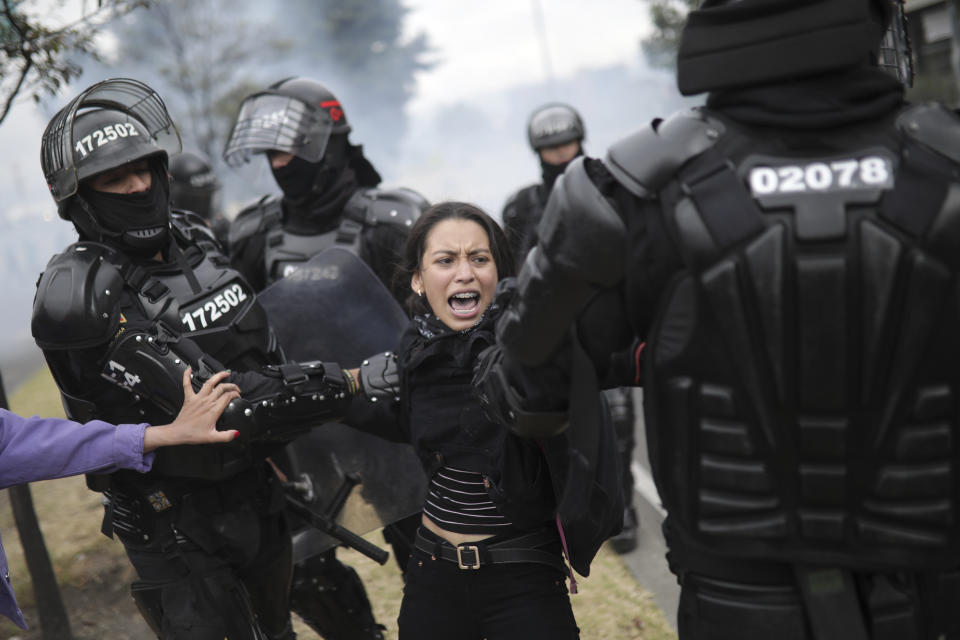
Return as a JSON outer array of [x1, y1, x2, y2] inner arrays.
[[681, 147, 766, 252], [116, 260, 170, 303], [335, 218, 363, 245]]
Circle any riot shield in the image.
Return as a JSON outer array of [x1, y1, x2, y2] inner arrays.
[[258, 247, 425, 562]]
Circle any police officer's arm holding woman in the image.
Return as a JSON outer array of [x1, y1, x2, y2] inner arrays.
[[335, 201, 584, 640], [479, 1, 960, 638], [32, 78, 362, 640]]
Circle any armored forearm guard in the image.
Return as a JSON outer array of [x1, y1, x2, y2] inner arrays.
[[222, 360, 353, 444], [498, 157, 626, 367]]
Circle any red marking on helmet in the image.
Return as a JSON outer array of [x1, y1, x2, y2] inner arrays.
[[321, 100, 344, 122]]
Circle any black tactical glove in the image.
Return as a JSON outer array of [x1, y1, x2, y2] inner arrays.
[[357, 351, 400, 404], [473, 343, 569, 439]]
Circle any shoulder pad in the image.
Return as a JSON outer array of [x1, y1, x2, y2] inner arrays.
[[502, 185, 538, 221], [898, 103, 960, 165], [344, 187, 429, 228], [539, 157, 625, 287], [228, 195, 281, 249], [32, 242, 125, 350], [170, 209, 221, 248], [604, 108, 725, 198]]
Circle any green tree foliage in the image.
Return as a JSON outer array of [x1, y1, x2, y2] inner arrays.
[[0, 0, 144, 125], [640, 0, 696, 70]]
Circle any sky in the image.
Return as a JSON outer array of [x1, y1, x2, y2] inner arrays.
[[403, 0, 656, 112]]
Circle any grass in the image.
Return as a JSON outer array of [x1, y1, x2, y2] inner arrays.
[[0, 367, 677, 639]]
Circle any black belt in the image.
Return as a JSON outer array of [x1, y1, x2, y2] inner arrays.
[[414, 528, 565, 572]]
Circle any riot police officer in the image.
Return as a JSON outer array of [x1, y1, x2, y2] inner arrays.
[[501, 103, 584, 271], [169, 151, 229, 247], [480, 1, 960, 637], [502, 102, 640, 553], [223, 77, 428, 640], [32, 78, 359, 640], [224, 77, 428, 301]]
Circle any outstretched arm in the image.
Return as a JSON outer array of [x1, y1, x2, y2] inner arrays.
[[143, 369, 240, 452]]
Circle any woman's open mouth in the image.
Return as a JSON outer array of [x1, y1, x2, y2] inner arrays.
[[448, 291, 480, 317]]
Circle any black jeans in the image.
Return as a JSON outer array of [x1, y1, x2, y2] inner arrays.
[[397, 528, 580, 640]]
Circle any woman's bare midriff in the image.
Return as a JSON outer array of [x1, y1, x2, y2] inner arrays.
[[421, 513, 495, 547]]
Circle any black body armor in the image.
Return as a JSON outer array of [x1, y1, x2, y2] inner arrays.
[[611, 105, 960, 572], [229, 186, 427, 295], [32, 211, 347, 482], [501, 184, 548, 270]]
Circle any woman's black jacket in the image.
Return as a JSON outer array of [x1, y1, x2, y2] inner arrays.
[[344, 308, 558, 533]]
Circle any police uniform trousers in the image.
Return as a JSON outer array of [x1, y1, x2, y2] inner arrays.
[[119, 467, 294, 639]]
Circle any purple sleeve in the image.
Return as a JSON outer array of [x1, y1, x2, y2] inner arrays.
[[0, 409, 155, 488]]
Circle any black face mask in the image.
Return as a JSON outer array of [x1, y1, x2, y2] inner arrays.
[[271, 154, 321, 200], [271, 135, 351, 202], [540, 147, 582, 192], [80, 164, 171, 256]]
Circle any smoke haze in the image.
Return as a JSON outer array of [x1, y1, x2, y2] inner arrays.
[[0, 0, 689, 387]]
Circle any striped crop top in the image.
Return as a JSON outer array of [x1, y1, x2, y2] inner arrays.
[[422, 466, 515, 535]]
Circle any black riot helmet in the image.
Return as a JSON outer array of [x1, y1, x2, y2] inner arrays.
[[41, 78, 180, 218], [223, 77, 351, 168], [40, 78, 181, 256], [169, 151, 221, 220], [527, 103, 585, 151], [677, 0, 910, 95]]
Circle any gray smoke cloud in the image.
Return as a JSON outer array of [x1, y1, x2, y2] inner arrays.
[[0, 0, 690, 382]]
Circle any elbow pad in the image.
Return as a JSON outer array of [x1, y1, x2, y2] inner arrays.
[[101, 323, 208, 420]]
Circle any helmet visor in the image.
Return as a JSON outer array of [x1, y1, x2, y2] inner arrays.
[[223, 93, 333, 168], [41, 78, 181, 204]]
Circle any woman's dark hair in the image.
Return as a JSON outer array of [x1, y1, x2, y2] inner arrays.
[[394, 201, 515, 316]]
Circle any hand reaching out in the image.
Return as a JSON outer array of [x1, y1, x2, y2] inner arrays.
[[143, 369, 242, 452]]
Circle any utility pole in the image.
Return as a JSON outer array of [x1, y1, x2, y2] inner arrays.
[[530, 0, 555, 85]]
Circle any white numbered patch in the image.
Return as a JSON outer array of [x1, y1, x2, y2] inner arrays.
[[180, 283, 249, 332], [283, 263, 340, 281], [74, 123, 140, 158], [105, 360, 142, 388], [749, 156, 894, 196]]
